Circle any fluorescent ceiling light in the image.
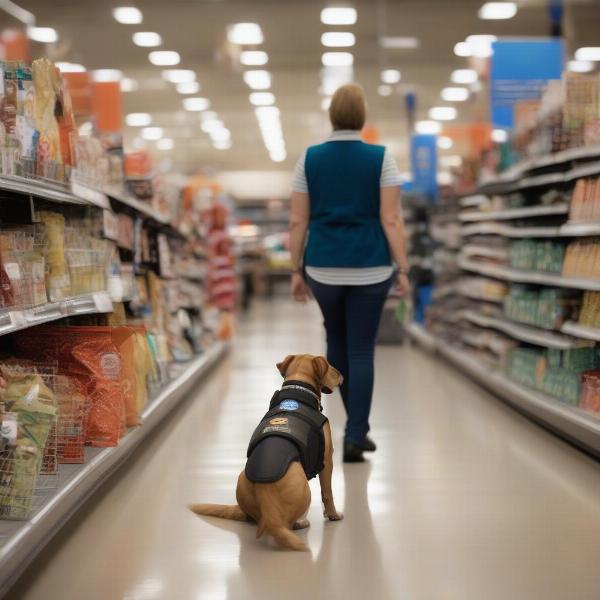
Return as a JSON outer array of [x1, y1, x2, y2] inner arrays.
[[381, 69, 401, 84], [438, 171, 453, 185], [241, 50, 268, 66], [575, 47, 600, 62], [479, 2, 518, 20], [132, 31, 162, 47], [568, 60, 594, 73], [320, 7, 357, 25], [454, 41, 471, 57], [162, 69, 196, 83], [176, 81, 201, 94], [243, 70, 272, 89], [183, 97, 210, 111], [437, 136, 453, 150], [149, 51, 180, 66], [378, 84, 392, 97], [322, 52, 354, 67], [415, 120, 441, 134], [210, 129, 231, 142], [492, 128, 508, 143], [214, 140, 232, 150], [120, 77, 139, 92], [255, 106, 280, 119], [451, 69, 478, 84], [200, 111, 218, 121], [440, 155, 462, 168], [250, 92, 275, 106], [141, 127, 163, 140], [126, 113, 152, 127], [465, 34, 496, 58], [27, 26, 58, 43], [227, 23, 264, 45], [113, 7, 142, 24], [321, 97, 332, 110], [321, 32, 356, 47], [429, 106, 457, 121], [379, 36, 419, 49], [201, 119, 224, 133], [157, 138, 174, 150], [270, 150, 287, 162], [55, 62, 85, 73], [92, 69, 123, 82], [441, 87, 469, 102]]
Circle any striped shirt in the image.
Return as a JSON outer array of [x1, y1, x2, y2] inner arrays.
[[292, 130, 399, 286]]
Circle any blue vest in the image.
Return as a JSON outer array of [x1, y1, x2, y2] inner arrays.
[[304, 140, 391, 268]]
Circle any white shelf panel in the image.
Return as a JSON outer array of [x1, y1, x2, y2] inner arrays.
[[561, 321, 600, 342], [461, 223, 561, 238], [461, 245, 509, 260], [408, 324, 600, 457], [458, 258, 600, 291], [0, 341, 228, 597], [459, 203, 568, 223], [461, 310, 585, 349], [0, 176, 87, 206], [0, 292, 113, 337]]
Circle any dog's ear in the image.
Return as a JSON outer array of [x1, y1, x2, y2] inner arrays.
[[312, 356, 343, 394], [276, 355, 295, 377]]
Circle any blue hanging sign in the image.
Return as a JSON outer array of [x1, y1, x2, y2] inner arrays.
[[410, 134, 437, 201], [490, 38, 565, 129]]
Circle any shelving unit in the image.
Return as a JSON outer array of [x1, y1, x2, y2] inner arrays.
[[0, 341, 227, 597], [407, 323, 600, 458], [420, 141, 600, 458]]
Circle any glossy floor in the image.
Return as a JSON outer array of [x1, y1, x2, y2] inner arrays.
[[9, 300, 600, 600]]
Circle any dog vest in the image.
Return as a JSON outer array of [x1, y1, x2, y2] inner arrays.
[[246, 383, 328, 482]]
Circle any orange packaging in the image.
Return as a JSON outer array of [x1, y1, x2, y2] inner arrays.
[[111, 326, 139, 427]]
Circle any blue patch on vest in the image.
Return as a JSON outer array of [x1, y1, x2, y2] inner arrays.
[[279, 400, 299, 411]]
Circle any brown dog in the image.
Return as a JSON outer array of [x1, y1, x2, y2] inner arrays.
[[190, 354, 344, 551]]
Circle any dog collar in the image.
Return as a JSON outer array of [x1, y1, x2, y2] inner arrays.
[[279, 381, 322, 411]]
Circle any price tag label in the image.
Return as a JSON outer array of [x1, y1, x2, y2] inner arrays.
[[103, 209, 119, 241], [93, 292, 113, 313], [9, 311, 27, 327], [71, 180, 110, 209], [4, 262, 21, 280]]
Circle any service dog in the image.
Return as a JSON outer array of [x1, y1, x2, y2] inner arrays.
[[190, 354, 344, 551]]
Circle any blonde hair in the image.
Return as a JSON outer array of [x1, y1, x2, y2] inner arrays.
[[329, 83, 367, 131]]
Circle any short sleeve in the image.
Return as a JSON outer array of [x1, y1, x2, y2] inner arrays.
[[292, 150, 308, 193], [380, 148, 400, 188]]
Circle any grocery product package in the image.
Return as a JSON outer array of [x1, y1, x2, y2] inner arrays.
[[0, 365, 57, 519], [14, 326, 127, 447], [37, 211, 71, 301], [110, 326, 139, 427]]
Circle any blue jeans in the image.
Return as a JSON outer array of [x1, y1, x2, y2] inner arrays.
[[306, 275, 392, 445]]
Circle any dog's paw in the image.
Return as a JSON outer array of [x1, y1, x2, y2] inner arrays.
[[325, 511, 344, 521], [293, 519, 310, 530]]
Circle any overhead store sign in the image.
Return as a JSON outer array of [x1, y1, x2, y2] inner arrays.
[[490, 38, 564, 129], [410, 134, 438, 200]]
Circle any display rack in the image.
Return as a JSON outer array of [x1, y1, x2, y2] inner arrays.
[[419, 141, 600, 458], [0, 341, 227, 597], [408, 322, 600, 457]]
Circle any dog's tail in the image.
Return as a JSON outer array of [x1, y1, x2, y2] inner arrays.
[[189, 503, 248, 521], [255, 485, 308, 552]]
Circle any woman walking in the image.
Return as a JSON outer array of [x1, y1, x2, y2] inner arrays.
[[289, 83, 410, 462]]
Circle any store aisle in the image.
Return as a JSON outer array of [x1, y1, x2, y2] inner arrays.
[[8, 300, 600, 600]]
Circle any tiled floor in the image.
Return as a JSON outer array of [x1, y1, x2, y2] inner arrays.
[[8, 300, 600, 600]]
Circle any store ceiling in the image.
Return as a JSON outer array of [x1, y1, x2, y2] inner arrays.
[[9, 0, 600, 179]]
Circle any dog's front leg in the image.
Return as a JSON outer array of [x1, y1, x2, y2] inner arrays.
[[319, 422, 343, 521]]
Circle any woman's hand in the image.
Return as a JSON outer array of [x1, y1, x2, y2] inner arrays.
[[291, 272, 311, 303], [395, 272, 410, 298]]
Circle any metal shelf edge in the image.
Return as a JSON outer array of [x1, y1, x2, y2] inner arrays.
[[0, 341, 228, 598]]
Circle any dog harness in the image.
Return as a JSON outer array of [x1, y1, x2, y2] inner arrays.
[[245, 381, 328, 483]]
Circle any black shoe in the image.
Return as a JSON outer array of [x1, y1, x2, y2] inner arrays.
[[359, 436, 377, 452], [343, 442, 365, 463]]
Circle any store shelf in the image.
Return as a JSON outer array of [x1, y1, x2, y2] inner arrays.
[[561, 321, 600, 342], [461, 310, 585, 349], [458, 258, 600, 291], [461, 245, 509, 260], [0, 176, 88, 207], [459, 203, 568, 223], [0, 292, 113, 337], [461, 223, 561, 238], [559, 221, 600, 237], [0, 341, 228, 597], [408, 323, 600, 458]]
